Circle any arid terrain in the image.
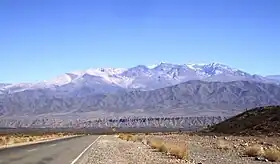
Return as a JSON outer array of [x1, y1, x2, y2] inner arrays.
[[208, 106, 280, 136], [0, 106, 280, 163], [80, 106, 280, 164], [78, 133, 280, 164], [0, 132, 76, 149]]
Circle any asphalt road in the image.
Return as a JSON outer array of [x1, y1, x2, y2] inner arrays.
[[0, 135, 100, 164]]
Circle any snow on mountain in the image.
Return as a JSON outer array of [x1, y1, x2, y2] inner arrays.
[[0, 83, 35, 93], [0, 62, 278, 95], [187, 63, 242, 76], [44, 73, 80, 86], [266, 75, 280, 82]]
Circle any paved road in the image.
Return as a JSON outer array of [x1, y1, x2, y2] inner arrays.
[[0, 135, 100, 164]]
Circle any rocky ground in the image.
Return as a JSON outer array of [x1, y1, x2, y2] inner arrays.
[[81, 133, 280, 164], [151, 133, 280, 164], [81, 135, 188, 164]]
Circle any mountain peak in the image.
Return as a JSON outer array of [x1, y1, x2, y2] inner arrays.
[[85, 67, 127, 75], [2, 62, 279, 95]]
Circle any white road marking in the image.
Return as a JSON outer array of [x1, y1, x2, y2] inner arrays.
[[48, 144, 57, 147], [70, 136, 102, 164], [27, 148, 38, 152]]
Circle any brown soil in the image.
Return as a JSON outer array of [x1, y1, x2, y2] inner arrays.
[[147, 133, 280, 164], [83, 133, 280, 164], [208, 106, 280, 136]]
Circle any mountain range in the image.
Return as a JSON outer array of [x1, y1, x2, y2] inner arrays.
[[1, 62, 279, 96], [0, 62, 280, 122]]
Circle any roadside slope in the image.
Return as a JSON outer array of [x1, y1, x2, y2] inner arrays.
[[208, 106, 280, 136]]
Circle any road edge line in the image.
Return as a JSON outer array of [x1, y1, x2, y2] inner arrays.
[[70, 135, 102, 164]]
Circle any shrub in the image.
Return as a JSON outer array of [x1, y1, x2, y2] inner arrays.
[[0, 137, 7, 145], [147, 138, 164, 149], [168, 144, 188, 160], [216, 139, 231, 150], [159, 143, 169, 153], [264, 148, 280, 162], [126, 134, 136, 142], [118, 133, 128, 140], [159, 142, 188, 160], [149, 139, 189, 160], [244, 144, 264, 157]]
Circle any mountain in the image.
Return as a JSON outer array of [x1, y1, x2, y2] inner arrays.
[[0, 83, 12, 94], [1, 80, 280, 118], [0, 83, 11, 88], [0, 63, 279, 97], [266, 75, 280, 82]]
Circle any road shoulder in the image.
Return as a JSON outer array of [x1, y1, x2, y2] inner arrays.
[[80, 135, 188, 164]]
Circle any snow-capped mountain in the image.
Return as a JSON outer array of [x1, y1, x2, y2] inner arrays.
[[266, 75, 280, 82], [0, 62, 279, 96]]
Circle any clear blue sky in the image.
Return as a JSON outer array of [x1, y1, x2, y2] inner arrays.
[[0, 0, 279, 83]]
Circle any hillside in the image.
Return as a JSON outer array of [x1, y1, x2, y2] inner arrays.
[[1, 80, 280, 117], [209, 106, 280, 136]]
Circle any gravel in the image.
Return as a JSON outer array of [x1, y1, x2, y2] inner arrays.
[[82, 135, 190, 164], [150, 134, 280, 164], [81, 134, 280, 164]]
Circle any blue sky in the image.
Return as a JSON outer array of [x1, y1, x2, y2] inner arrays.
[[0, 0, 279, 83]]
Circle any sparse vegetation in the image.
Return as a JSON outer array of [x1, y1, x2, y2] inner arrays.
[[244, 144, 265, 157], [147, 138, 164, 149], [85, 106, 280, 163], [158, 142, 188, 160], [243, 144, 280, 162], [216, 139, 231, 150], [264, 148, 280, 162], [0, 132, 74, 147], [117, 133, 189, 160], [209, 106, 280, 136], [118, 133, 144, 142]]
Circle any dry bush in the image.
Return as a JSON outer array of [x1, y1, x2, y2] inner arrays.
[[6, 137, 16, 144], [168, 144, 188, 160], [0, 136, 8, 145], [157, 141, 189, 160], [130, 135, 145, 142], [264, 148, 280, 162], [136, 135, 144, 142], [126, 134, 136, 142], [14, 137, 26, 144], [6, 136, 28, 144], [1, 136, 10, 145], [0, 133, 69, 146], [28, 137, 34, 142], [57, 133, 63, 137], [118, 134, 189, 160], [216, 139, 231, 150], [118, 133, 145, 143], [118, 133, 129, 140], [244, 144, 265, 157], [131, 135, 143, 142], [159, 143, 170, 153], [118, 133, 133, 141], [147, 138, 164, 149], [32, 136, 42, 141]]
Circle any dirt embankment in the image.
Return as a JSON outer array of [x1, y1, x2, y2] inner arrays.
[[209, 106, 280, 136]]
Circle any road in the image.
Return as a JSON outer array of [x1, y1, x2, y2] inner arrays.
[[0, 135, 100, 164]]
